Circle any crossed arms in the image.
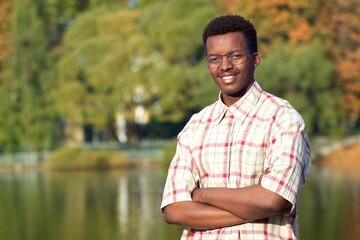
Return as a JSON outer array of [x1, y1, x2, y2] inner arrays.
[[162, 170, 292, 230]]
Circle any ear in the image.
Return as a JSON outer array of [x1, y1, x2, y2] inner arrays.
[[253, 53, 261, 68]]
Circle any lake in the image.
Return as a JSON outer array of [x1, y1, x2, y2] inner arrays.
[[0, 163, 359, 240]]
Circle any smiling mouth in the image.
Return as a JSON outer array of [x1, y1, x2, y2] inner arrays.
[[219, 74, 238, 83]]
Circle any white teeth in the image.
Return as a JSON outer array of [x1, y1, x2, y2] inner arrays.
[[221, 75, 235, 84], [222, 76, 234, 80]]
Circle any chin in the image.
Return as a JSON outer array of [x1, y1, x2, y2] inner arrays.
[[223, 88, 247, 98]]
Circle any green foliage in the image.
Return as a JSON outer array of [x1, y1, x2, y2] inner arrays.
[[140, 0, 219, 64], [1, 0, 355, 152], [43, 147, 130, 170], [54, 0, 220, 138], [0, 0, 126, 151], [256, 39, 345, 136], [54, 6, 141, 129], [0, 0, 58, 151], [134, 1, 220, 119], [0, 83, 23, 151]]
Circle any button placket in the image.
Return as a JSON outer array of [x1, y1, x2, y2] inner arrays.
[[226, 113, 235, 185]]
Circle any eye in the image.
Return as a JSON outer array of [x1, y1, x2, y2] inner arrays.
[[229, 52, 244, 60], [207, 56, 221, 63]]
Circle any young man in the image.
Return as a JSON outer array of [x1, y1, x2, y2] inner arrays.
[[161, 15, 311, 239]]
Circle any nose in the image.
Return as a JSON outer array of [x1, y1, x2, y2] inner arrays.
[[219, 55, 233, 70]]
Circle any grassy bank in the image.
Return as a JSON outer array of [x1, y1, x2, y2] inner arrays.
[[43, 147, 130, 171]]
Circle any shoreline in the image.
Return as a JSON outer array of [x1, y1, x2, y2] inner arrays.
[[1, 135, 359, 174], [315, 142, 360, 179], [311, 135, 360, 160]]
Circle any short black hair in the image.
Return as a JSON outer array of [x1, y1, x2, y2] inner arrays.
[[202, 15, 258, 53]]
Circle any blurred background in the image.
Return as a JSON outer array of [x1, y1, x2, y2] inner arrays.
[[0, 0, 359, 239]]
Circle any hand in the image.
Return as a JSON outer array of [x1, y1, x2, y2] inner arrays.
[[192, 187, 202, 202]]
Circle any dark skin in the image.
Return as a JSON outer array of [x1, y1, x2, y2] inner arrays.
[[163, 32, 292, 229], [206, 31, 260, 107], [163, 163, 291, 230]]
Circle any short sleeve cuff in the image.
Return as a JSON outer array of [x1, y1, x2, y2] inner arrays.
[[160, 186, 193, 211], [260, 175, 297, 209]]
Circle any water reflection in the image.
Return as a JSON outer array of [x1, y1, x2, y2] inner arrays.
[[299, 165, 360, 240], [0, 168, 181, 240], [0, 165, 358, 240]]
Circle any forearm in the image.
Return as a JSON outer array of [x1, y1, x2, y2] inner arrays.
[[163, 201, 248, 230], [193, 185, 291, 222]]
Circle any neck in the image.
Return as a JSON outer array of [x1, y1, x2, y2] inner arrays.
[[221, 80, 255, 106]]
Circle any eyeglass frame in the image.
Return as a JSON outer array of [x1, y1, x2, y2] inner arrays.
[[205, 50, 255, 69]]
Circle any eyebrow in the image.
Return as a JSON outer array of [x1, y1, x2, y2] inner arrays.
[[207, 49, 245, 56]]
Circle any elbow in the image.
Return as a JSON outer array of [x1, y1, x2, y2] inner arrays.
[[163, 204, 181, 225], [162, 201, 195, 226], [268, 195, 292, 214]]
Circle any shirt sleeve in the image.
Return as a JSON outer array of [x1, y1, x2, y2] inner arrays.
[[261, 106, 311, 211], [160, 126, 200, 211]]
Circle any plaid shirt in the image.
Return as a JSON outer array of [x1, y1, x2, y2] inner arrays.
[[161, 81, 311, 240]]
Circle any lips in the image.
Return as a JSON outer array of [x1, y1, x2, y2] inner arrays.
[[218, 73, 238, 84]]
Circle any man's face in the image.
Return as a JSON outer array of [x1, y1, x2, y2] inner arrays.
[[206, 32, 260, 106]]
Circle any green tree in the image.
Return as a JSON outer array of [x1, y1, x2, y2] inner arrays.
[[54, 0, 220, 141], [0, 0, 124, 151], [0, 0, 55, 151], [138, 0, 220, 120]]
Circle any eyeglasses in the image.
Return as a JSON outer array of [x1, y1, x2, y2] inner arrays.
[[205, 50, 253, 69]]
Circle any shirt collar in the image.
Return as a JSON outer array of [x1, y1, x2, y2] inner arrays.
[[215, 81, 263, 125]]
